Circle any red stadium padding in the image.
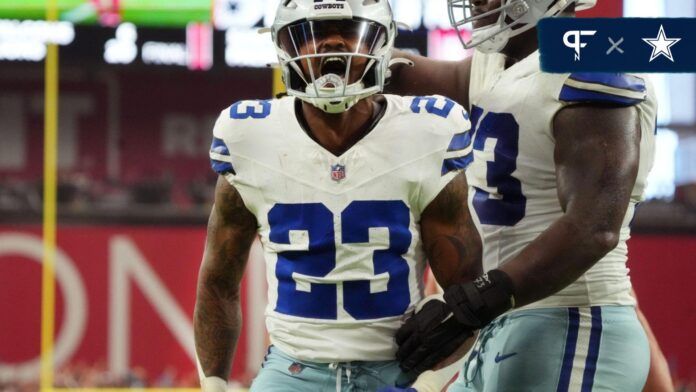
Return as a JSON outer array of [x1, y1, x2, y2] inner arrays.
[[628, 235, 696, 384], [0, 226, 693, 386], [0, 226, 261, 387]]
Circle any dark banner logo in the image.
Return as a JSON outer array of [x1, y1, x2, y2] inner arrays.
[[539, 18, 695, 73]]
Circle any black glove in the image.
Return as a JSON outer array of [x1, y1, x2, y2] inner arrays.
[[395, 297, 472, 375], [395, 270, 515, 375]]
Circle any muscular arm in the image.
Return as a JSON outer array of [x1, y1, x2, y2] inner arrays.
[[194, 177, 258, 380], [500, 104, 641, 306], [394, 172, 480, 381], [421, 172, 482, 289], [388, 49, 472, 109]]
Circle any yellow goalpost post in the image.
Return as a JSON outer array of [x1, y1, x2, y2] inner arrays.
[[40, 0, 59, 390]]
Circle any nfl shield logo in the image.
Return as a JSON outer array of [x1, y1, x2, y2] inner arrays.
[[331, 164, 346, 182]]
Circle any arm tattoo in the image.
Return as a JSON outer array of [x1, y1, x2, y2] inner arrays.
[[194, 177, 257, 379], [421, 173, 482, 289]]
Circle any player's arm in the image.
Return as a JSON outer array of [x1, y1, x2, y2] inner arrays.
[[495, 104, 640, 306], [394, 172, 482, 383], [194, 177, 258, 391], [421, 172, 482, 288], [396, 103, 648, 376], [388, 49, 472, 109]]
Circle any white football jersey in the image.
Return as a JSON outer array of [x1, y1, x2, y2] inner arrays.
[[210, 94, 472, 362], [468, 50, 657, 309]]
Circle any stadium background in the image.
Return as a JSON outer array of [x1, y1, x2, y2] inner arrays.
[[0, 0, 694, 390]]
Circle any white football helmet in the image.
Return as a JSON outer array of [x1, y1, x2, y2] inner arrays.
[[448, 0, 597, 53], [271, 0, 397, 113]]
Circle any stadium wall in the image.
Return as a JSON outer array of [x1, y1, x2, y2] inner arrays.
[[0, 227, 693, 385]]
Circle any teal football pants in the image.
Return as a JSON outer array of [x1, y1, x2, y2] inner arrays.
[[448, 306, 650, 392], [250, 346, 412, 392]]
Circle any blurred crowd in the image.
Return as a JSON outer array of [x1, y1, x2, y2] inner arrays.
[[3, 171, 696, 228], [0, 172, 217, 217], [0, 363, 201, 391]]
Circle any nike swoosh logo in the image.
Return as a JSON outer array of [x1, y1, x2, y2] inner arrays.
[[495, 352, 518, 363]]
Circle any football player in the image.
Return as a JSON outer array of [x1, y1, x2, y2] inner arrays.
[[387, 0, 671, 391], [194, 0, 482, 391]]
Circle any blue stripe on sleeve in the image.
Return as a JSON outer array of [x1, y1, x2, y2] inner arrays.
[[581, 307, 603, 392], [557, 307, 580, 392], [568, 73, 646, 93], [448, 131, 472, 152], [441, 152, 473, 175], [211, 137, 231, 156], [559, 85, 644, 106], [211, 160, 235, 175]]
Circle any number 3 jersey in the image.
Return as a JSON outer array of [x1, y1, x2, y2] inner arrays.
[[468, 50, 657, 309], [209, 94, 472, 362]]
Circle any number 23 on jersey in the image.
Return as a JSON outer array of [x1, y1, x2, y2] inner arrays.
[[269, 200, 412, 321]]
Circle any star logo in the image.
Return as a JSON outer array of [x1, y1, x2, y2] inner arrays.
[[642, 25, 681, 62]]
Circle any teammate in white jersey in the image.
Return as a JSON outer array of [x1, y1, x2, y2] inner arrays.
[[387, 0, 673, 391], [194, 1, 482, 391]]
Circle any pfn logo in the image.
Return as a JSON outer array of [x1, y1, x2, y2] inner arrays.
[[563, 30, 597, 61]]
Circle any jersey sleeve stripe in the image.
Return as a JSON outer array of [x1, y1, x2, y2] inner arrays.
[[211, 159, 236, 175], [210, 137, 235, 175], [562, 78, 646, 100], [447, 130, 473, 152], [559, 85, 644, 106], [441, 152, 473, 176], [209, 152, 232, 162], [211, 137, 231, 157], [568, 73, 646, 93]]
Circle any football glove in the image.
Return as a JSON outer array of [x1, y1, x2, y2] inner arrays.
[[395, 296, 472, 375], [396, 270, 515, 374]]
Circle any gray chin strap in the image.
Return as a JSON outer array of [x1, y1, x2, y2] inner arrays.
[[473, 25, 511, 53]]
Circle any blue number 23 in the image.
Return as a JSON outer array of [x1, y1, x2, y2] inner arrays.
[[268, 201, 411, 320]]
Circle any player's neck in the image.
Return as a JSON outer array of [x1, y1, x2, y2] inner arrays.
[[501, 8, 576, 68], [300, 96, 383, 157], [501, 28, 539, 69]]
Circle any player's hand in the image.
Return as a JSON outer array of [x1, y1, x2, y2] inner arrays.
[[377, 388, 417, 392], [396, 270, 514, 375], [395, 298, 473, 375]]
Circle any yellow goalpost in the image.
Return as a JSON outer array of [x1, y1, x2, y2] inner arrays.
[[40, 0, 59, 389]]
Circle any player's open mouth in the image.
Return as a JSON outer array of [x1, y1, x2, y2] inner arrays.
[[320, 56, 347, 77]]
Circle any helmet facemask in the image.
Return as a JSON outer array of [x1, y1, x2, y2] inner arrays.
[[275, 18, 393, 114], [447, 0, 580, 53]]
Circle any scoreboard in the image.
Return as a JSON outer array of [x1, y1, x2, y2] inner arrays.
[[0, 0, 466, 69], [0, 0, 458, 29], [0, 0, 209, 27]]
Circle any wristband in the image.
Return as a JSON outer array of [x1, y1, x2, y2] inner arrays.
[[443, 269, 515, 328]]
